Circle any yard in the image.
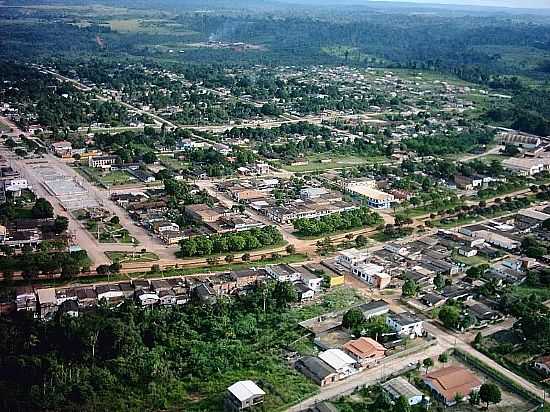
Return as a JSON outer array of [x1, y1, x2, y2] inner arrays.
[[451, 252, 490, 267], [159, 155, 190, 171]]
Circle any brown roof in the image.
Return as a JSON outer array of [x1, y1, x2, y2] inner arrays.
[[343, 337, 385, 359], [424, 365, 481, 402]]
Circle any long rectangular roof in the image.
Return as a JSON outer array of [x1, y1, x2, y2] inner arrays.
[[318, 349, 356, 370]]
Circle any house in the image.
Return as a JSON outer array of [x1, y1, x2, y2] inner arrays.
[[224, 380, 265, 412], [15, 286, 36, 313], [266, 264, 301, 282], [295, 356, 339, 386], [458, 247, 478, 257], [423, 365, 481, 406], [230, 269, 265, 288], [384, 243, 409, 256], [75, 287, 97, 308], [318, 349, 357, 378], [386, 312, 424, 338], [467, 302, 501, 324], [194, 283, 216, 304], [135, 289, 160, 306], [158, 290, 176, 305], [36, 288, 57, 320], [351, 263, 391, 289], [185, 203, 225, 223], [421, 292, 446, 308], [118, 282, 134, 299], [382, 376, 424, 406], [96, 284, 123, 302], [88, 155, 117, 169], [300, 270, 323, 291], [294, 282, 315, 301], [358, 300, 390, 319], [454, 174, 483, 190], [336, 248, 369, 269], [59, 299, 79, 317], [342, 337, 385, 367], [534, 355, 550, 375]]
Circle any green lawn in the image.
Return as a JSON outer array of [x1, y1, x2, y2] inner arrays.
[[281, 154, 387, 173], [84, 219, 139, 245], [77, 166, 136, 187]]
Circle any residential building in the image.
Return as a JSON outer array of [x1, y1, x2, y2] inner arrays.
[[382, 376, 424, 406], [135, 289, 160, 306], [294, 282, 314, 301], [88, 155, 118, 169], [224, 380, 265, 412], [423, 365, 481, 406], [318, 349, 357, 378], [358, 300, 390, 319], [342, 337, 385, 367], [96, 284, 123, 302], [295, 356, 339, 387], [386, 312, 424, 338], [336, 248, 369, 269], [36, 288, 57, 320], [300, 187, 329, 200], [266, 264, 301, 282], [351, 263, 391, 289]]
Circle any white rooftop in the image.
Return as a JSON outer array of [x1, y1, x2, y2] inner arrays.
[[318, 349, 356, 371], [227, 380, 265, 402], [36, 288, 57, 305]]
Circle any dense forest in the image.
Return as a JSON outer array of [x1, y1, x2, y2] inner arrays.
[[0, 283, 318, 411]]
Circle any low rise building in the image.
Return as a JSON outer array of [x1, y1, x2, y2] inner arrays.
[[225, 380, 265, 412], [382, 376, 424, 406], [295, 356, 339, 387], [342, 337, 385, 368], [386, 312, 424, 338], [423, 365, 481, 406]]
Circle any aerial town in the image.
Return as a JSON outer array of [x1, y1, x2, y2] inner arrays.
[[1, 1, 550, 412]]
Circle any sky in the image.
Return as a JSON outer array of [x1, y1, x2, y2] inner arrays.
[[369, 0, 550, 9]]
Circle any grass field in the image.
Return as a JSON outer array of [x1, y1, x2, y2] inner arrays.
[[281, 154, 387, 172], [78, 166, 136, 187], [104, 19, 197, 36]]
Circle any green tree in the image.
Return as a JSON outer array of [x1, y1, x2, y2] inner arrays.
[[434, 273, 445, 290], [402, 279, 418, 297], [32, 198, 54, 219], [438, 352, 448, 363], [342, 308, 365, 330], [479, 383, 501, 409], [438, 304, 461, 329], [53, 216, 69, 234], [423, 357, 434, 374], [285, 244, 296, 254]]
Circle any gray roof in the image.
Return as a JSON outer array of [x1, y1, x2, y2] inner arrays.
[[382, 376, 423, 400], [296, 356, 336, 381]]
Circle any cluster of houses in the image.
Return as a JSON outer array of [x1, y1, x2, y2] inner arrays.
[[296, 299, 425, 385], [0, 262, 342, 319]]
